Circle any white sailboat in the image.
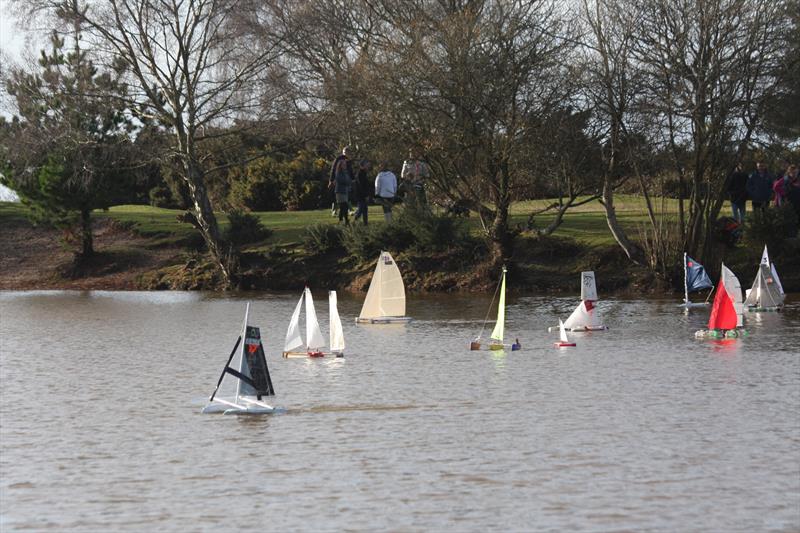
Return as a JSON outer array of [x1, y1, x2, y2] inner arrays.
[[554, 319, 576, 347], [202, 303, 278, 415], [283, 287, 343, 357], [679, 252, 714, 308], [329, 290, 345, 357], [744, 245, 784, 311], [695, 263, 748, 338], [356, 251, 412, 324], [471, 266, 520, 351], [550, 271, 607, 332]]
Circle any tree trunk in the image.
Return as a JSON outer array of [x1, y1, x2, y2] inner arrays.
[[602, 177, 644, 265], [80, 208, 94, 257], [183, 159, 236, 288], [489, 159, 513, 264]]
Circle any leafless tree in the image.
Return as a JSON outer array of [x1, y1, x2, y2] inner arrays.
[[15, 0, 285, 286]]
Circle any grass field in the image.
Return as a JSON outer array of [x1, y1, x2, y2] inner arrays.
[[72, 194, 688, 248]]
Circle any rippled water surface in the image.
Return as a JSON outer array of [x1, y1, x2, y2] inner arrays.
[[1, 290, 799, 531]]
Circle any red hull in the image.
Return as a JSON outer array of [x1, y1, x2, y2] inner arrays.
[[554, 342, 576, 347]]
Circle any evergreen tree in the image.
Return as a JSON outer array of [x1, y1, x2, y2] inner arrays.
[[1, 24, 136, 258]]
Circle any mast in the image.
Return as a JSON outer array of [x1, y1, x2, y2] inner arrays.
[[684, 252, 689, 305]]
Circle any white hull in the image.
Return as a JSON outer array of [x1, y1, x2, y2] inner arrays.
[[282, 350, 343, 358], [356, 316, 412, 324], [548, 325, 608, 332], [202, 396, 279, 415]]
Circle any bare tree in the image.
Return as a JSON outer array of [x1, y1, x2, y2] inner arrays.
[[18, 0, 285, 286], [632, 0, 790, 260]]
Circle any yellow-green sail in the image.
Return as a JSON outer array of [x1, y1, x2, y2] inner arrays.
[[489, 267, 506, 345]]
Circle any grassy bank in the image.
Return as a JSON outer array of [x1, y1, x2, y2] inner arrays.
[[1, 197, 796, 294]]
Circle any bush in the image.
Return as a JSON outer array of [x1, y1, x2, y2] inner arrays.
[[746, 203, 798, 250], [224, 209, 272, 247], [303, 223, 344, 254]]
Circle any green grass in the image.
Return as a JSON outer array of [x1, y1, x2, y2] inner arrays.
[[1, 195, 698, 248]]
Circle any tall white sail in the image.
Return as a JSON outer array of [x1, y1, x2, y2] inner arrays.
[[721, 263, 744, 327], [304, 288, 326, 351], [284, 293, 304, 352], [359, 251, 406, 319], [235, 303, 251, 401], [329, 291, 345, 353], [744, 263, 783, 309], [580, 271, 598, 301], [559, 319, 570, 343], [489, 268, 506, 343], [762, 245, 785, 296]]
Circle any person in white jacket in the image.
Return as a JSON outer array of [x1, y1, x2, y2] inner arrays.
[[374, 162, 398, 222]]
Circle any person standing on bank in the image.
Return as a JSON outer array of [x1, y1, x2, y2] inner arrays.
[[329, 146, 354, 216], [332, 157, 352, 225], [746, 161, 775, 213], [374, 161, 398, 223], [401, 148, 431, 210], [727, 162, 748, 223], [353, 159, 372, 226]]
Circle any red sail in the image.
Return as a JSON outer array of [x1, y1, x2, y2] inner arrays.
[[708, 281, 737, 330]]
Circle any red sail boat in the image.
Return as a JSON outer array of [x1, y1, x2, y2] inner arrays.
[[696, 278, 738, 338]]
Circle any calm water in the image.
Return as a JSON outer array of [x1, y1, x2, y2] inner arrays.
[[1, 290, 799, 532]]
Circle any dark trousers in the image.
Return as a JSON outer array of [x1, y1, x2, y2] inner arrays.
[[354, 199, 368, 225]]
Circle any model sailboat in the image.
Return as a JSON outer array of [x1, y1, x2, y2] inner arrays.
[[679, 252, 713, 308], [744, 245, 784, 311], [554, 319, 576, 347], [471, 267, 520, 351], [202, 303, 277, 415], [356, 251, 412, 324], [695, 263, 748, 338], [550, 271, 607, 332], [283, 288, 345, 357]]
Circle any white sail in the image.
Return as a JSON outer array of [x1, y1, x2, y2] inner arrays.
[[563, 300, 603, 330], [359, 251, 406, 319], [762, 245, 785, 296], [771, 263, 785, 296], [329, 291, 345, 353], [745, 263, 783, 309], [304, 288, 326, 351], [580, 271, 598, 301], [284, 293, 304, 352], [559, 319, 570, 343], [721, 263, 744, 327], [234, 303, 251, 401], [489, 268, 506, 342]]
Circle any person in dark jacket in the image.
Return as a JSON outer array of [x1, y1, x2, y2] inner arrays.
[[727, 162, 748, 223], [746, 161, 775, 212], [329, 146, 354, 216], [332, 157, 352, 226], [353, 159, 373, 226]]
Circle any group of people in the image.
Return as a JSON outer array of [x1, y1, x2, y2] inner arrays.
[[328, 146, 431, 226], [727, 161, 800, 223]]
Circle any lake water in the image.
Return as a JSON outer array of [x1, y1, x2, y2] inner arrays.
[[1, 290, 798, 531]]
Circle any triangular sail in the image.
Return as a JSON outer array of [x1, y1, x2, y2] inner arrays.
[[708, 279, 738, 330], [329, 290, 345, 353], [489, 268, 506, 343], [559, 319, 569, 343], [235, 304, 275, 401], [580, 271, 598, 301], [686, 255, 713, 293], [359, 251, 406, 319], [721, 263, 744, 327], [761, 245, 785, 297], [744, 263, 783, 308], [304, 288, 326, 351], [284, 293, 304, 352]]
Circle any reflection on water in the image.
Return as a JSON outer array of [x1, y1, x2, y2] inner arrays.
[[1, 290, 799, 531]]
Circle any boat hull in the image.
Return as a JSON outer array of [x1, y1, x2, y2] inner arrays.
[[548, 325, 608, 332], [283, 351, 335, 358], [356, 316, 412, 324], [554, 342, 576, 347]]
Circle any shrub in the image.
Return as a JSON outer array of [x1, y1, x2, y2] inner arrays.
[[303, 223, 344, 254], [224, 209, 272, 247], [746, 203, 798, 250]]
